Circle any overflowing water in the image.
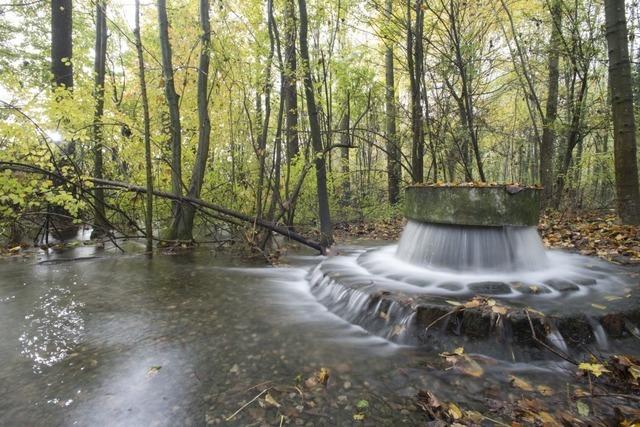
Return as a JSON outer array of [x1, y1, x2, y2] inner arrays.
[[397, 220, 549, 272], [308, 222, 640, 352]]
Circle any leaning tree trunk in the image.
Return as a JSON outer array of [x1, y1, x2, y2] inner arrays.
[[298, 0, 333, 247], [385, 0, 401, 203], [134, 0, 154, 252], [604, 0, 640, 224], [540, 0, 561, 207], [51, 0, 73, 89], [158, 0, 184, 237], [91, 0, 108, 238], [170, 0, 212, 240]]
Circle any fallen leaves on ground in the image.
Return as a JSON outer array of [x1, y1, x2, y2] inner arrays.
[[540, 211, 640, 263]]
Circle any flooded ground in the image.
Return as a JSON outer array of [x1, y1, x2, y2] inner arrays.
[[0, 243, 639, 425]]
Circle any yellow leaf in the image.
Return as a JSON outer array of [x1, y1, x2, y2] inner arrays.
[[353, 413, 365, 421], [453, 347, 464, 355], [447, 402, 463, 419], [536, 385, 554, 396], [509, 375, 534, 391], [264, 393, 280, 408], [591, 303, 607, 310], [492, 305, 508, 315], [317, 367, 330, 385], [578, 363, 609, 377]]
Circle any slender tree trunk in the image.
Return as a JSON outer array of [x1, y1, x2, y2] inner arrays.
[[407, 0, 424, 182], [339, 99, 351, 206], [256, 0, 276, 219], [51, 0, 73, 89], [157, 0, 183, 236], [605, 0, 640, 224], [170, 0, 212, 240], [134, 0, 154, 253], [298, 0, 332, 247], [284, 0, 299, 159], [385, 0, 401, 203], [91, 0, 108, 238], [540, 0, 561, 206]]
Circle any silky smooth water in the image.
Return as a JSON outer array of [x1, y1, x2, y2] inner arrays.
[[397, 220, 549, 272]]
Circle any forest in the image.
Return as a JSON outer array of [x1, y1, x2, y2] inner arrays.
[[4, 0, 640, 425], [1, 0, 639, 251]]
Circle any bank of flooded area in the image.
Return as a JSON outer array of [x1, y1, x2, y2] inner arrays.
[[1, 244, 640, 425]]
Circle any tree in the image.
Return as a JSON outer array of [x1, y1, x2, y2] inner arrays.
[[51, 0, 73, 89], [91, 0, 108, 238], [134, 0, 154, 252], [298, 0, 333, 247], [540, 0, 562, 206], [169, 0, 213, 240], [604, 0, 640, 224], [407, 0, 424, 183], [284, 0, 299, 160], [157, 0, 183, 237], [385, 0, 400, 203]]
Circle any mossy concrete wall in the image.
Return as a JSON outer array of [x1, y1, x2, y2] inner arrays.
[[405, 186, 541, 227]]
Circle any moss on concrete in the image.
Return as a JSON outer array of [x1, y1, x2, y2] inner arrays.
[[405, 185, 541, 227]]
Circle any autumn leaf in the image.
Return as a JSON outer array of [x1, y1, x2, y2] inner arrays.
[[509, 375, 534, 391], [578, 362, 609, 377]]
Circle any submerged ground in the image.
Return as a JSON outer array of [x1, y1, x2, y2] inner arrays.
[[1, 240, 640, 425]]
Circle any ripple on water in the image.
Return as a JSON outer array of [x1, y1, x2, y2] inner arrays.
[[19, 286, 85, 373]]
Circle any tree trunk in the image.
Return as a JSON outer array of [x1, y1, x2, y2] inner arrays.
[[385, 0, 401, 203], [339, 99, 351, 206], [170, 0, 212, 240], [284, 0, 299, 159], [51, 0, 73, 89], [298, 0, 333, 247], [91, 0, 108, 238], [604, 0, 640, 224], [540, 0, 561, 207], [157, 0, 183, 235], [407, 0, 424, 182], [134, 0, 154, 252]]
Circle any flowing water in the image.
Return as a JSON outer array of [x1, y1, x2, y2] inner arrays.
[[1, 242, 639, 425]]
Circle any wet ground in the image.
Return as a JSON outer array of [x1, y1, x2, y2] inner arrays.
[[1, 242, 639, 426]]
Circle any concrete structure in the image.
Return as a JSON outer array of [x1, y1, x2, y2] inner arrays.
[[404, 185, 541, 227]]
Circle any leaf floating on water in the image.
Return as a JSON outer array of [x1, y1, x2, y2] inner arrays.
[[576, 401, 590, 417], [604, 295, 623, 301], [356, 399, 369, 409], [536, 385, 554, 396], [591, 303, 607, 310], [447, 402, 463, 420], [317, 367, 330, 386], [446, 300, 462, 306], [146, 365, 161, 377], [578, 362, 609, 377], [353, 413, 365, 421], [509, 375, 534, 391]]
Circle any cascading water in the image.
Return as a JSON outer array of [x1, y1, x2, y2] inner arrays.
[[307, 185, 640, 353], [396, 221, 548, 272]]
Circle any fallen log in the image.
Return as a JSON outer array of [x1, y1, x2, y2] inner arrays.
[[0, 161, 325, 253]]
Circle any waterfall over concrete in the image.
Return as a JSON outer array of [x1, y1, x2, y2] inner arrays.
[[396, 220, 549, 272], [306, 185, 640, 350]]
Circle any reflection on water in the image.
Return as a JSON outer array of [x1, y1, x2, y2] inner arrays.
[[19, 287, 85, 373]]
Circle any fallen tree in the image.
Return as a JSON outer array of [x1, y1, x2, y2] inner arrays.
[[0, 161, 325, 253]]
